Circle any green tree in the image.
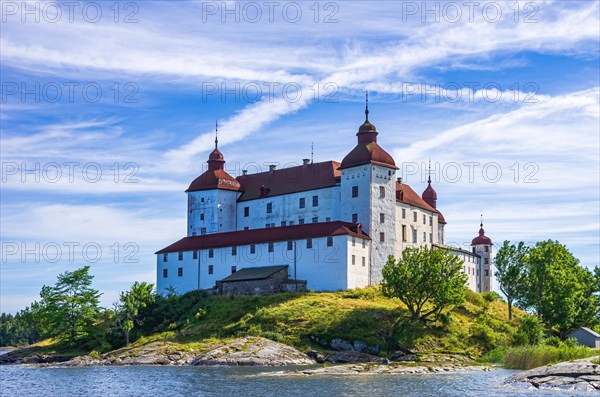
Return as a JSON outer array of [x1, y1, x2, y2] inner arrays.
[[114, 282, 155, 346], [494, 240, 528, 320], [520, 240, 599, 338], [382, 246, 468, 323], [40, 266, 102, 345]]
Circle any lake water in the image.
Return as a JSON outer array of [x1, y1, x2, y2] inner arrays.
[[0, 364, 591, 397]]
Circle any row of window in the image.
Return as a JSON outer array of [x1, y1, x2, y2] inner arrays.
[[400, 208, 434, 226], [264, 216, 332, 228], [399, 225, 433, 243], [163, 238, 337, 263], [243, 195, 320, 218], [350, 255, 367, 267], [162, 265, 237, 278]]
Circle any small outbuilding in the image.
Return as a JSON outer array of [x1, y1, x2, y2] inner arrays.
[[215, 265, 306, 295], [567, 327, 600, 349]]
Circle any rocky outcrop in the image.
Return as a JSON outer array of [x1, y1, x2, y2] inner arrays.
[[505, 356, 600, 391], [259, 362, 493, 376], [191, 337, 315, 366]]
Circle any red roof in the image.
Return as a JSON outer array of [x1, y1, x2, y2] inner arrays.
[[396, 182, 437, 213], [339, 119, 397, 170], [187, 168, 241, 192], [236, 161, 341, 201], [156, 221, 370, 253], [472, 224, 492, 245]]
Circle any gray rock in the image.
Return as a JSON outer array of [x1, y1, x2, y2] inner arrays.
[[330, 338, 354, 352], [352, 341, 367, 353], [192, 337, 314, 366]]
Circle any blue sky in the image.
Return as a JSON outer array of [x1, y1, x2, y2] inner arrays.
[[1, 1, 599, 313]]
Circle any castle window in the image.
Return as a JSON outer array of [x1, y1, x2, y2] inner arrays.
[[326, 237, 333, 247], [299, 218, 305, 224], [402, 225, 407, 242], [379, 186, 385, 198], [312, 195, 319, 207], [326, 217, 331, 222], [429, 233, 432, 243], [423, 232, 426, 242], [380, 213, 385, 223], [423, 215, 426, 224], [244, 206, 249, 217], [268, 242, 274, 252], [484, 258, 489, 264], [402, 209, 406, 219], [299, 198, 305, 209], [200, 213, 204, 221], [231, 266, 236, 274], [306, 238, 313, 249], [413, 212, 417, 222], [484, 246, 489, 252], [193, 250, 198, 259], [231, 246, 237, 256], [200, 227, 207, 235], [485, 269, 489, 276], [472, 247, 476, 254], [312, 217, 318, 223], [287, 241, 293, 250], [429, 216, 433, 226], [352, 255, 356, 265], [265, 223, 270, 228], [162, 269, 168, 278], [380, 232, 385, 242], [178, 252, 183, 261], [250, 244, 256, 254], [244, 226, 249, 230], [352, 213, 358, 223], [352, 186, 358, 198], [289, 221, 294, 226], [208, 265, 213, 275], [201, 197, 205, 203], [281, 221, 287, 226], [178, 267, 183, 277], [362, 257, 366, 267], [163, 253, 168, 262], [412, 228, 417, 243], [362, 239, 366, 248], [266, 203, 272, 214], [352, 237, 356, 247], [208, 249, 214, 258]]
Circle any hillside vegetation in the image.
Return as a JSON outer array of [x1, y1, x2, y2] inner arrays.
[[94, 287, 523, 358]]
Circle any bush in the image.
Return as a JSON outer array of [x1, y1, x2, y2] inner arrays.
[[482, 291, 504, 303], [512, 316, 544, 346]]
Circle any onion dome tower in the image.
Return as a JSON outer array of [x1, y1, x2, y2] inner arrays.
[[471, 215, 493, 292], [186, 121, 240, 236]]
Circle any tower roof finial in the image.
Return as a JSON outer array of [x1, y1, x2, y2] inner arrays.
[[480, 211, 483, 228], [428, 159, 432, 184], [311, 142, 314, 163], [365, 90, 369, 121], [215, 120, 219, 149]]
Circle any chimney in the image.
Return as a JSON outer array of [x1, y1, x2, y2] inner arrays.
[[397, 177, 403, 184], [269, 164, 277, 172], [242, 170, 248, 176], [302, 158, 310, 166]]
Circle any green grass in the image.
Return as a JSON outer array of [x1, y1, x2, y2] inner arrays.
[[503, 345, 600, 369], [149, 287, 521, 357]]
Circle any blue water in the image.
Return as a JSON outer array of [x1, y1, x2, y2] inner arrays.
[[0, 365, 590, 397]]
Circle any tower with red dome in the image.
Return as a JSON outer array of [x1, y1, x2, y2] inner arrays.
[[471, 220, 493, 292], [339, 94, 397, 284], [186, 129, 241, 237]]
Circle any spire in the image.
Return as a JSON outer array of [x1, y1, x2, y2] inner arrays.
[[427, 159, 432, 184], [480, 211, 483, 229], [214, 120, 218, 149], [365, 90, 369, 121], [311, 142, 314, 164]]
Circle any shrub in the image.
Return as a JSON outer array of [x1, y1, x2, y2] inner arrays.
[[512, 316, 544, 346], [482, 291, 504, 303]]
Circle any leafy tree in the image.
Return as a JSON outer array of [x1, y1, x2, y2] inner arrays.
[[382, 246, 468, 323], [114, 282, 155, 346], [519, 240, 599, 338], [512, 316, 544, 346], [494, 240, 528, 320], [40, 266, 102, 345]]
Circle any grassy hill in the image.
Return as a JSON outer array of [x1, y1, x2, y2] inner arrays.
[[124, 287, 523, 358]]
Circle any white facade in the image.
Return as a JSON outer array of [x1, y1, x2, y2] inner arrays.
[[157, 112, 493, 295]]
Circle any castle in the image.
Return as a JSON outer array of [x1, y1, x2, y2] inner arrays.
[[156, 102, 493, 295]]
